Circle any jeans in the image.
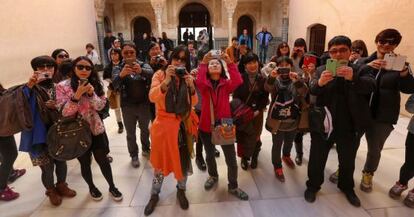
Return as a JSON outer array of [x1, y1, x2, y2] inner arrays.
[[0, 136, 18, 189], [271, 131, 297, 168], [122, 103, 151, 157], [200, 131, 238, 189], [259, 45, 269, 63]]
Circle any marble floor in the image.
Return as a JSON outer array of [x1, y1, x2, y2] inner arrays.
[[1, 112, 414, 217]]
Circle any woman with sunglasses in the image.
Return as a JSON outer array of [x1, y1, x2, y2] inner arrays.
[[349, 40, 368, 64], [51, 49, 70, 83], [144, 45, 198, 215], [196, 51, 249, 200], [19, 56, 76, 206], [271, 42, 290, 61], [56, 56, 123, 202], [353, 29, 414, 193]]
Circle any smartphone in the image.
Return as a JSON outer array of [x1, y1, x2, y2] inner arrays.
[[79, 78, 89, 85], [124, 58, 135, 66], [277, 67, 290, 75], [303, 56, 317, 67], [210, 50, 222, 58], [326, 59, 338, 76]]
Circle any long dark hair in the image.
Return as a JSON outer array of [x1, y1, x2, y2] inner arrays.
[[276, 42, 290, 58], [167, 45, 191, 72], [239, 52, 260, 74], [352, 40, 369, 57], [70, 56, 104, 97], [51, 48, 69, 60]]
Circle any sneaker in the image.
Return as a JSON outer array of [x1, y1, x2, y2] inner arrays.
[[0, 186, 19, 201], [109, 187, 123, 202], [241, 157, 249, 170], [144, 194, 159, 216], [274, 168, 285, 182], [195, 157, 207, 171], [131, 156, 140, 168], [90, 187, 103, 201], [282, 156, 295, 169], [295, 154, 303, 166], [46, 187, 62, 206], [177, 189, 189, 210], [55, 182, 77, 198], [142, 150, 151, 158], [360, 172, 374, 192], [204, 176, 218, 190], [329, 169, 339, 184], [214, 149, 220, 158], [389, 182, 408, 199], [107, 154, 113, 163], [403, 190, 414, 208], [117, 122, 124, 134], [8, 169, 26, 183], [228, 188, 249, 200]]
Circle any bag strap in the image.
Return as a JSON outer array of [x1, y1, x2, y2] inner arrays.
[[245, 77, 258, 105], [209, 93, 215, 128]]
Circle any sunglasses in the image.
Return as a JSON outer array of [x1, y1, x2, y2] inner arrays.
[[351, 48, 362, 54], [36, 64, 54, 70], [378, 39, 397, 46], [329, 47, 349, 55], [76, 64, 92, 71], [57, 54, 69, 59], [123, 51, 135, 55]]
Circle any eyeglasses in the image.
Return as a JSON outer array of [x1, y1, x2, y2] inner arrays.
[[329, 48, 349, 55], [123, 51, 135, 56], [76, 64, 92, 71], [378, 39, 398, 46], [351, 48, 362, 54], [36, 64, 54, 70], [57, 54, 69, 59]]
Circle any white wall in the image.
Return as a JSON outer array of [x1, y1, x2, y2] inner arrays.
[[0, 0, 99, 87]]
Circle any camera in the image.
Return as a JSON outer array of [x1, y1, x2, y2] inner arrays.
[[38, 72, 50, 79], [277, 67, 290, 75], [155, 55, 162, 63], [175, 67, 187, 78]]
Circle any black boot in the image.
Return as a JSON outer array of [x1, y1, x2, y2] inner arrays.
[[250, 141, 261, 169], [177, 189, 189, 210], [117, 122, 124, 134], [195, 156, 207, 171], [241, 157, 249, 170], [144, 194, 159, 216], [343, 190, 361, 207]]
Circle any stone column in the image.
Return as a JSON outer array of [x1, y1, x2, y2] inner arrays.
[[94, 0, 107, 65], [151, 0, 166, 37], [224, 0, 238, 46], [281, 0, 289, 42]]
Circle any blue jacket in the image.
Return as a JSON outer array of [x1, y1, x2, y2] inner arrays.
[[19, 86, 48, 157], [256, 31, 273, 47], [406, 94, 414, 134], [239, 35, 252, 49]]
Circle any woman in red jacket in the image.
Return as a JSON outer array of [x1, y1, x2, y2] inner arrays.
[[196, 51, 248, 200]]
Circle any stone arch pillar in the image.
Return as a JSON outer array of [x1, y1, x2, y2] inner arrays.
[[224, 0, 238, 46], [151, 0, 166, 37], [94, 0, 107, 65]]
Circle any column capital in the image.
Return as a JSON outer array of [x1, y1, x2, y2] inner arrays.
[[223, 0, 238, 14], [281, 0, 289, 18], [150, 0, 166, 10], [94, 0, 106, 21]]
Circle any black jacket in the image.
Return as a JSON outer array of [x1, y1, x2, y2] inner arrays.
[[359, 52, 414, 124], [310, 63, 376, 132], [233, 72, 269, 111], [112, 60, 154, 107]]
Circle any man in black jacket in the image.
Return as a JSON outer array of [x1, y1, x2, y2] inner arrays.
[[304, 36, 376, 207], [113, 43, 154, 168], [356, 29, 414, 192]]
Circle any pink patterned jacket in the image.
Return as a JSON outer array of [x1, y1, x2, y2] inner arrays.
[[56, 79, 106, 136]]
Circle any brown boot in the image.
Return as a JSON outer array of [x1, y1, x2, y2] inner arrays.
[[56, 182, 77, 198], [46, 188, 62, 206]]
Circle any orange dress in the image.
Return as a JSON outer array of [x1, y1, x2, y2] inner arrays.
[[149, 70, 198, 181]]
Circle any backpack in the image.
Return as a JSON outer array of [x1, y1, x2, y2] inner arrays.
[[270, 89, 300, 120]]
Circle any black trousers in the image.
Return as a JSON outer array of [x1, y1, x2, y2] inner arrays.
[[294, 132, 304, 156], [399, 132, 414, 185], [306, 131, 360, 193], [200, 131, 238, 189], [0, 136, 18, 189]]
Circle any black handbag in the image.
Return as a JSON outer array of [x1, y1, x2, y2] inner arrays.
[[47, 115, 92, 161]]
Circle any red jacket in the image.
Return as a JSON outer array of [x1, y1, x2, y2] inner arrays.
[[196, 63, 243, 133]]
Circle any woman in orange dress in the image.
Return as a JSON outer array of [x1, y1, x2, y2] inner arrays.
[[144, 45, 198, 216]]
